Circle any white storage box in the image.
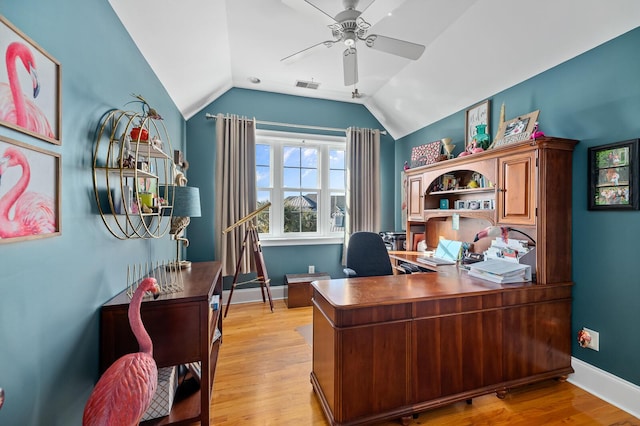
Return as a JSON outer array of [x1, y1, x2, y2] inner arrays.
[[141, 365, 179, 421]]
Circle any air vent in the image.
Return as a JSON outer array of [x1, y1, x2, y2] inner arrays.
[[295, 80, 320, 90]]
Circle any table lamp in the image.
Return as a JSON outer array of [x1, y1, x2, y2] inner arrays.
[[168, 185, 201, 268]]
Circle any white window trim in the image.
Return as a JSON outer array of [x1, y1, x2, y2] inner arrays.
[[256, 129, 346, 245]]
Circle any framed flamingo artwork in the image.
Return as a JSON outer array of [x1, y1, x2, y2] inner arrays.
[[0, 135, 61, 243], [0, 15, 61, 145]]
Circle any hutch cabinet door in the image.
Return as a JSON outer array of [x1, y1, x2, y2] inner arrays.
[[407, 173, 425, 221], [497, 151, 536, 225]]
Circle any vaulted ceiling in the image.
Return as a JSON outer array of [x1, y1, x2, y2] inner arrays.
[[109, 0, 640, 139]]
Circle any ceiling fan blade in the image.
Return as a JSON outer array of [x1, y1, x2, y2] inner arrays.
[[281, 40, 337, 63], [343, 47, 358, 86], [281, 0, 335, 25], [364, 34, 425, 60], [303, 0, 338, 23]]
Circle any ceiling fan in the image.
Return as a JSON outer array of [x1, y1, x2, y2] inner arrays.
[[282, 0, 426, 86]]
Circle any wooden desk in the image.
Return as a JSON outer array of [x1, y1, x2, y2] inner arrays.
[[311, 272, 573, 426], [100, 261, 223, 425]]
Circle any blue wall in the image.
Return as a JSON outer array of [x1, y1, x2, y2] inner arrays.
[[397, 27, 640, 387], [1, 1, 638, 424], [186, 88, 395, 285], [0, 1, 185, 424]]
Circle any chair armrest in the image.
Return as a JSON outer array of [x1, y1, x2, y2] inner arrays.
[[343, 268, 357, 277]]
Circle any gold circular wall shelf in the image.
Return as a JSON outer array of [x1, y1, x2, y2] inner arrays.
[[92, 109, 176, 239]]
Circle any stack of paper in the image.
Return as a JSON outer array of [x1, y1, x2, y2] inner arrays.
[[483, 237, 536, 272], [468, 259, 531, 283]]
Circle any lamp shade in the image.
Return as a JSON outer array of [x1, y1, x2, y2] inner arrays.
[[165, 186, 201, 218]]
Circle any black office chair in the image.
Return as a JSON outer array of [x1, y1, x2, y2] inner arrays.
[[343, 232, 394, 277]]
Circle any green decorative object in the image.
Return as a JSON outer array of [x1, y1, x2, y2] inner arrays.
[[474, 124, 491, 149]]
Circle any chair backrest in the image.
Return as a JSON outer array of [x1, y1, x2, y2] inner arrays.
[[345, 232, 393, 277]]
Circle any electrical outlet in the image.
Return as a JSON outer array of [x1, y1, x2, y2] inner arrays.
[[584, 327, 600, 351], [308, 265, 315, 274]]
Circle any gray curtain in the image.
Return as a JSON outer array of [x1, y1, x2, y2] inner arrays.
[[343, 127, 381, 262], [214, 114, 257, 276]]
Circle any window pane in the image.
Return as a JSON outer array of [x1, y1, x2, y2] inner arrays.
[[330, 193, 345, 232], [283, 168, 301, 188], [256, 192, 271, 234], [301, 168, 318, 188], [256, 144, 270, 166], [283, 146, 300, 167], [301, 148, 318, 167], [330, 149, 344, 169], [330, 170, 344, 189], [283, 191, 317, 233], [330, 149, 345, 190], [256, 165, 270, 187]]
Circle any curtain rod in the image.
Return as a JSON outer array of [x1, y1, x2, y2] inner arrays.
[[204, 113, 387, 136]]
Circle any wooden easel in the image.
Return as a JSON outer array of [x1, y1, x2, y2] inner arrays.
[[223, 203, 273, 318]]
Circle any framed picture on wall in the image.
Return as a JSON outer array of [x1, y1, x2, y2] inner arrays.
[[0, 135, 61, 243], [465, 100, 490, 149], [0, 15, 62, 145], [588, 139, 639, 210]]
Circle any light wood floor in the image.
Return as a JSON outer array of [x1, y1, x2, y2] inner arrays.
[[211, 300, 639, 425]]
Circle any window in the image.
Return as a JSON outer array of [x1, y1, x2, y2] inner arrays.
[[255, 130, 345, 245]]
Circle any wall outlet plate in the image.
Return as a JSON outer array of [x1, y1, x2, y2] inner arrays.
[[583, 327, 600, 351]]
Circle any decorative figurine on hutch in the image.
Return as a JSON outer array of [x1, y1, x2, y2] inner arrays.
[[474, 124, 491, 150], [441, 138, 455, 159], [530, 121, 545, 140], [458, 139, 483, 157], [403, 161, 410, 171]]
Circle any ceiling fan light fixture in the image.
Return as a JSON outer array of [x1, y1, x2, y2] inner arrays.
[[343, 31, 356, 46]]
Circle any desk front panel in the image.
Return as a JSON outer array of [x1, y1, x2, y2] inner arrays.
[[311, 275, 573, 425]]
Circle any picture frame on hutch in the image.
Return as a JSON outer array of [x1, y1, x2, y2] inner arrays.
[[0, 135, 61, 243], [492, 110, 539, 148], [588, 138, 639, 210], [0, 15, 62, 145], [465, 100, 490, 149], [410, 140, 441, 168]]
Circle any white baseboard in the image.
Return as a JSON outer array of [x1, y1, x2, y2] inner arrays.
[[569, 357, 640, 419], [222, 286, 285, 306]]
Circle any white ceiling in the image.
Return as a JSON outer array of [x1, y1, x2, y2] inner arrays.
[[109, 0, 640, 140]]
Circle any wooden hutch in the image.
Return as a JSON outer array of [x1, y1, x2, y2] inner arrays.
[[405, 136, 578, 283]]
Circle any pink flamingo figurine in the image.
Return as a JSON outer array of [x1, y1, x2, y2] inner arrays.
[[83, 278, 161, 426], [0, 147, 56, 237], [0, 42, 54, 139]]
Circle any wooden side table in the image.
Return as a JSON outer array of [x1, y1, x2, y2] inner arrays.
[[100, 262, 223, 425], [284, 273, 330, 308]]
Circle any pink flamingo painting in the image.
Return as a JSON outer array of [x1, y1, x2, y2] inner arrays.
[[0, 146, 55, 238], [0, 41, 54, 139], [83, 278, 161, 426]]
